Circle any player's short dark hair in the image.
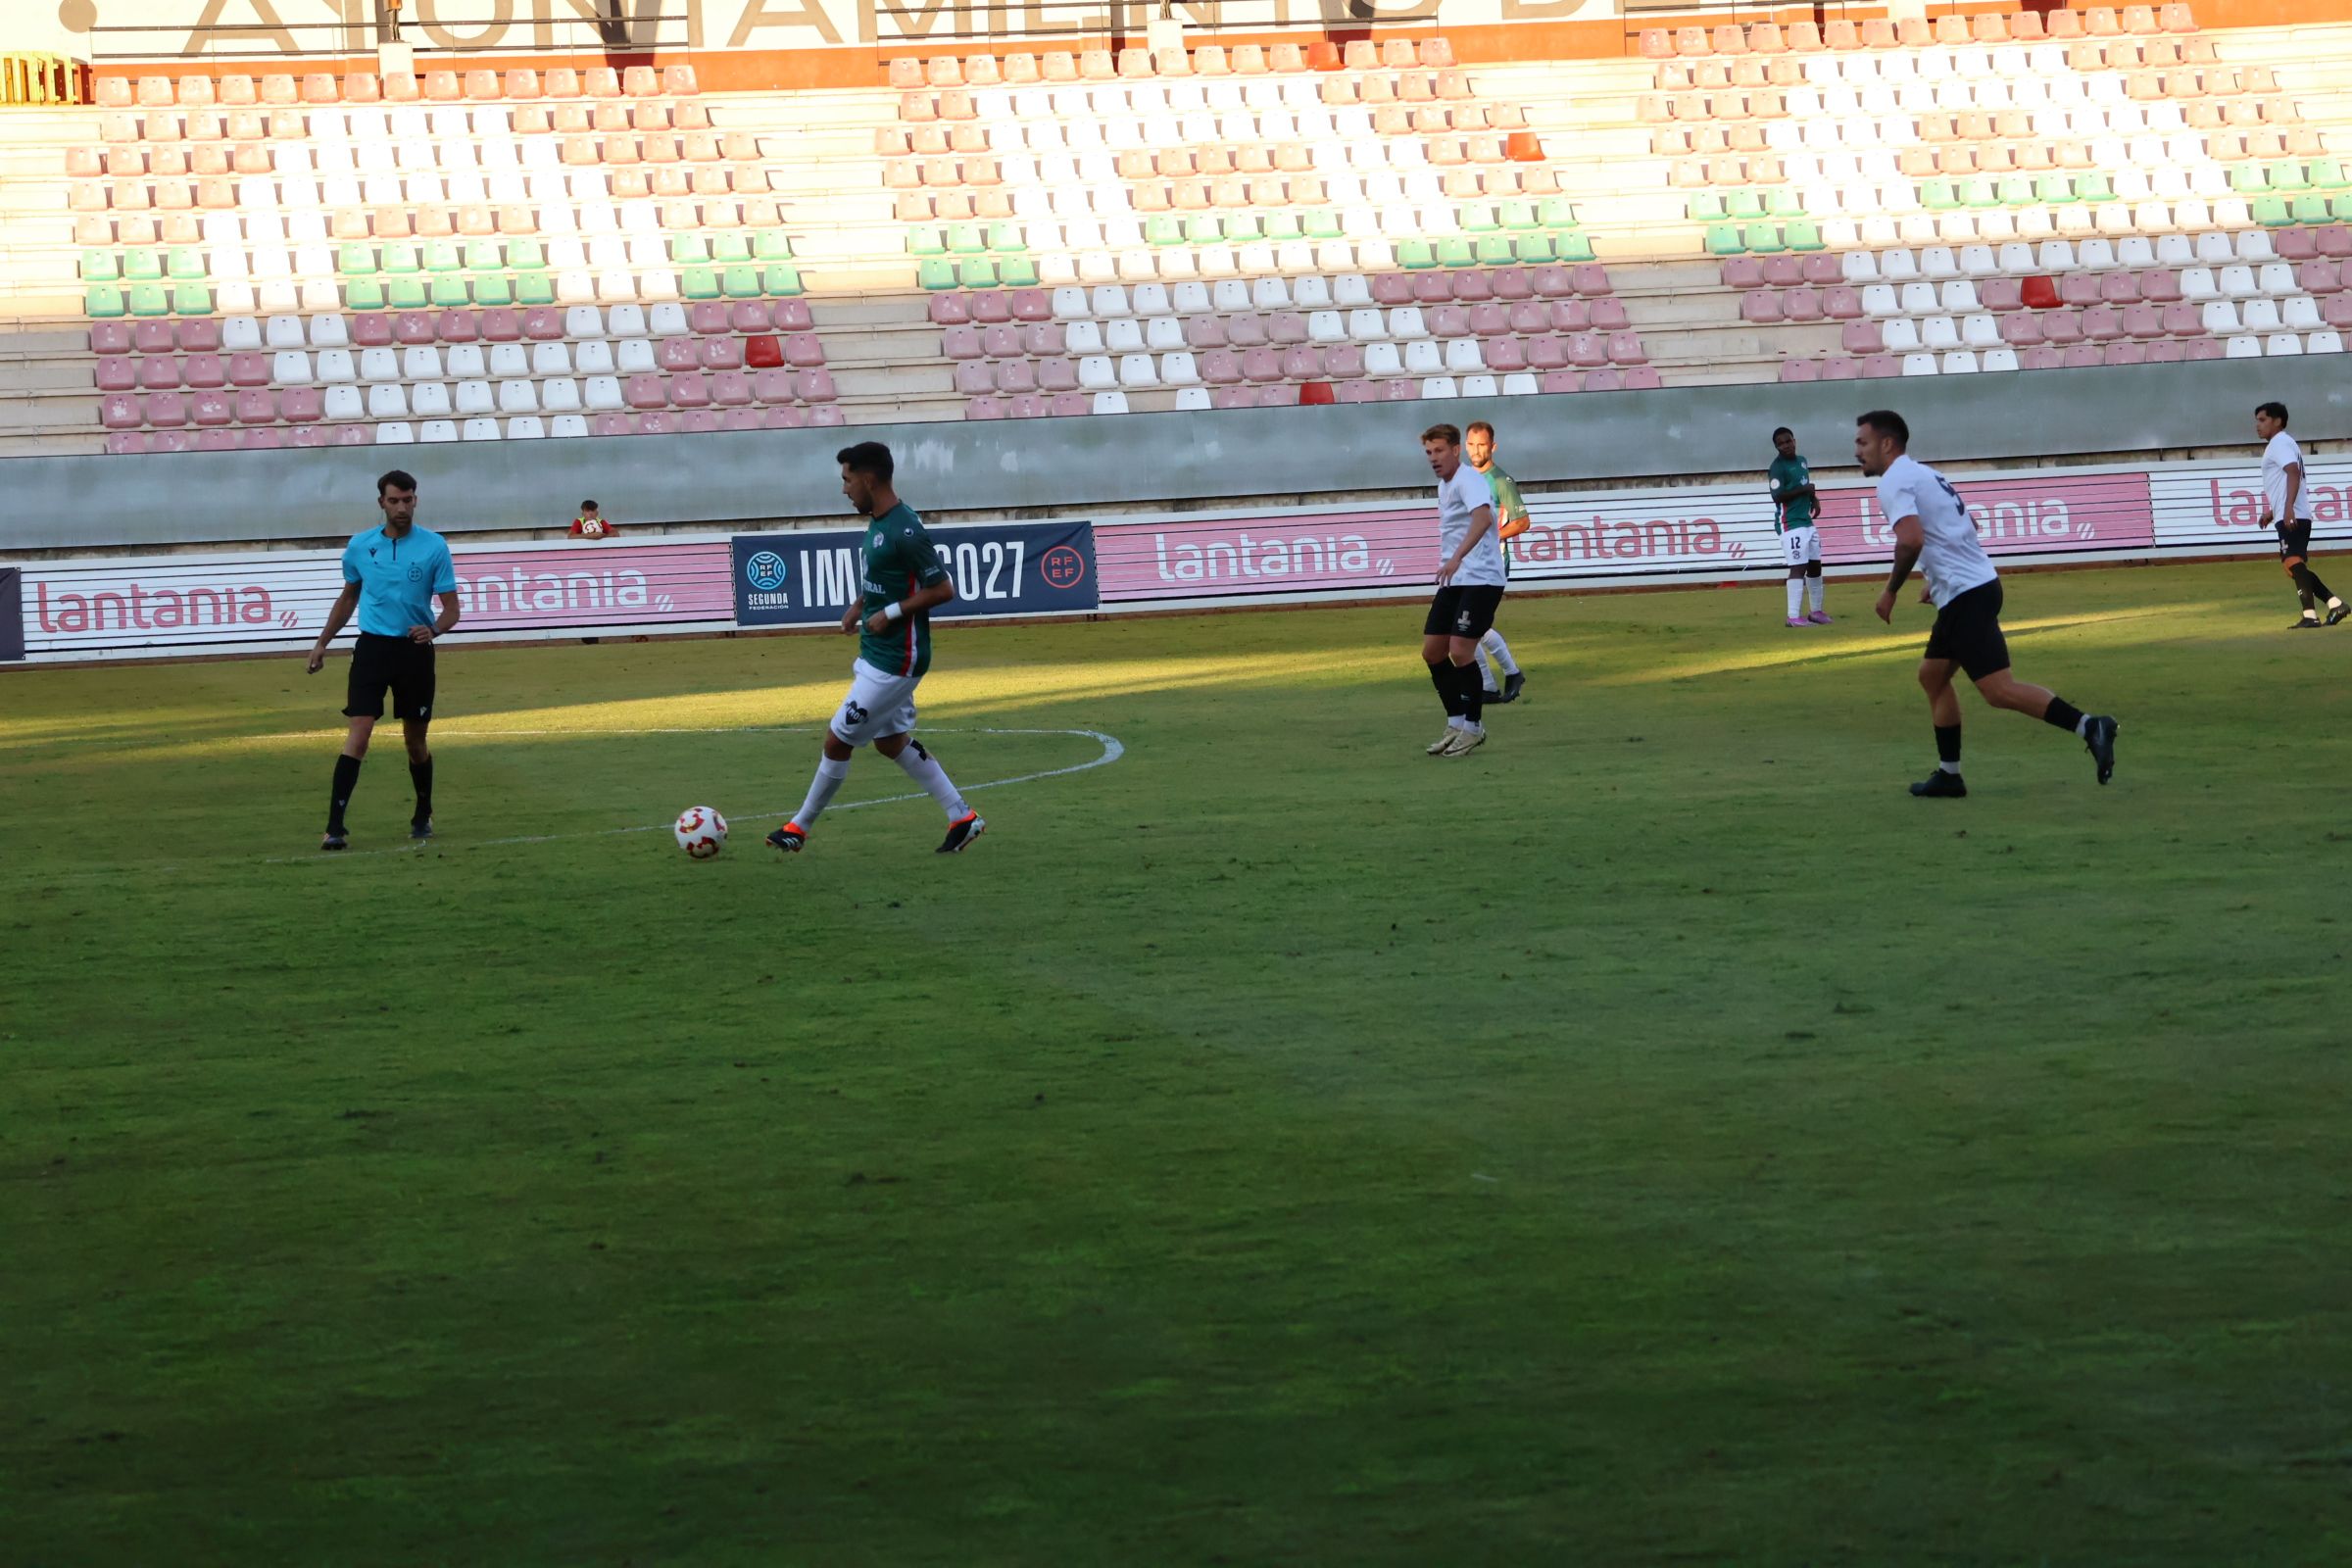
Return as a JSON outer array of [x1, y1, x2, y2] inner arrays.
[[1421, 423, 1461, 447], [377, 468, 416, 496], [1771, 425, 1793, 441], [1465, 420, 1495, 440], [580, 499, 598, 511], [2257, 401, 2289, 424], [1855, 410, 1909, 448], [837, 441, 894, 483]]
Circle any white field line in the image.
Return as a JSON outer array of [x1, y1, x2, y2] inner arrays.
[[262, 726, 1125, 864]]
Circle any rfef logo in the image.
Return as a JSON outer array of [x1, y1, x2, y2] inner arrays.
[[1041, 544, 1088, 590], [744, 550, 789, 591]]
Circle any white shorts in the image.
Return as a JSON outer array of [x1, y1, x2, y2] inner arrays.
[[830, 658, 922, 747], [1780, 525, 1821, 568]]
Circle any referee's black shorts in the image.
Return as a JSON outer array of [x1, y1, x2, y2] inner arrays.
[[345, 631, 437, 721], [1924, 579, 2010, 680], [2278, 518, 2315, 564], [1426, 583, 1505, 641]]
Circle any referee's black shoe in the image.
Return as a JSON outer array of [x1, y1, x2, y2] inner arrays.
[[320, 828, 349, 851], [1910, 770, 1968, 799], [2082, 714, 2119, 786], [410, 817, 434, 841], [1499, 670, 1526, 704]]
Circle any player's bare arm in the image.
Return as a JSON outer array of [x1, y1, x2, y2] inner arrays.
[[863, 575, 956, 636], [1875, 516, 1926, 623], [412, 589, 462, 646], [307, 582, 362, 674], [1439, 504, 1494, 586], [2273, 459, 2302, 527]]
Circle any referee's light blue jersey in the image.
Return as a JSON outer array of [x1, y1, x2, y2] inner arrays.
[[342, 524, 457, 637]]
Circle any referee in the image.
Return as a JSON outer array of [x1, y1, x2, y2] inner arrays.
[[305, 469, 461, 850]]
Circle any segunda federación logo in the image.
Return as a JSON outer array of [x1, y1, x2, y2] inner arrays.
[[744, 550, 789, 591]]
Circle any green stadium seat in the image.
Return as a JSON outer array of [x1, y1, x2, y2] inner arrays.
[[2229, 164, 2269, 193], [1397, 239, 1437, 270], [1764, 188, 1804, 219], [380, 242, 420, 274], [906, 225, 945, 256], [507, 240, 546, 271], [2078, 172, 2117, 203], [1744, 222, 1786, 254], [1303, 210, 1344, 239], [84, 283, 125, 318], [386, 277, 429, 310], [122, 250, 163, 281], [2253, 195, 2293, 227], [343, 279, 386, 311], [1513, 233, 1557, 265], [1689, 192, 1728, 222], [915, 258, 956, 289], [463, 240, 503, 271], [1184, 214, 1224, 244], [514, 273, 556, 306], [711, 234, 754, 264], [337, 243, 376, 275], [1921, 180, 1959, 211], [680, 267, 722, 299], [1554, 231, 1596, 262], [1475, 235, 1514, 265], [1222, 215, 1261, 243], [1705, 223, 1744, 256], [429, 276, 469, 307], [1146, 214, 1185, 245], [2035, 173, 2078, 204], [753, 231, 795, 261], [1785, 220, 1825, 252], [1726, 189, 1765, 221], [2311, 158, 2349, 191], [471, 274, 514, 308], [171, 282, 211, 315], [720, 265, 761, 298], [760, 264, 803, 296], [984, 222, 1023, 253], [79, 250, 119, 282], [2292, 193, 2333, 224], [2270, 161, 2310, 193], [1264, 212, 1304, 242], [669, 233, 711, 265], [946, 222, 987, 255], [956, 258, 999, 288], [997, 257, 1039, 287], [2333, 195, 2352, 222], [1537, 196, 1577, 227], [1436, 236, 1477, 267], [127, 282, 172, 316], [422, 241, 463, 272], [1960, 178, 1999, 209], [1497, 200, 1537, 230], [1458, 203, 1500, 232], [1998, 175, 2035, 207]]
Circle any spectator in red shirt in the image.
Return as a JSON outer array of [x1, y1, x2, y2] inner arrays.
[[568, 500, 617, 540]]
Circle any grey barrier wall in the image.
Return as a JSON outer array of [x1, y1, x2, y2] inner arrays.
[[5, 358, 2345, 556]]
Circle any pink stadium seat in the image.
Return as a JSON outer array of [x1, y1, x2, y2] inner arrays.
[[225, 352, 270, 387], [1779, 360, 1819, 383], [1592, 299, 1631, 332], [669, 372, 712, 408], [1841, 320, 1885, 354], [191, 429, 237, 451], [2060, 272, 2103, 307], [2159, 302, 2203, 336], [1034, 358, 1077, 391], [623, 373, 667, 410], [942, 324, 983, 360]]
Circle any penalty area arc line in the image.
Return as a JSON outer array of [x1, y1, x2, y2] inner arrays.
[[267, 726, 1125, 863]]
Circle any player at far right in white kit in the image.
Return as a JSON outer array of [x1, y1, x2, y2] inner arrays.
[[1854, 410, 2119, 799], [767, 441, 987, 857]]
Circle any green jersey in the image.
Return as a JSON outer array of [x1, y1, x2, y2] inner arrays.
[[857, 501, 952, 678], [1769, 454, 1818, 532], [1478, 461, 1530, 531]]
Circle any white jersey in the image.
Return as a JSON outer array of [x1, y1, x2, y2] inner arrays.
[[1877, 453, 1997, 609], [1438, 463, 1505, 587], [2263, 430, 2311, 522]]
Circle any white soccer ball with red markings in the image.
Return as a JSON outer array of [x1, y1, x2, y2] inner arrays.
[[673, 806, 728, 858]]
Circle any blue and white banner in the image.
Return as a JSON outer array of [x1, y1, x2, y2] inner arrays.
[[730, 518, 1097, 628]]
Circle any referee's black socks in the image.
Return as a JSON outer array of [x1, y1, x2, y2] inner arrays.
[[2042, 696, 2088, 737], [410, 759, 433, 825], [328, 754, 362, 833]]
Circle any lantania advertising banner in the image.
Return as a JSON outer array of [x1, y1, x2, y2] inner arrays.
[[732, 518, 1098, 627]]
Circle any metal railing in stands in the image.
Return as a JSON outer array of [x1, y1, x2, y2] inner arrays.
[[869, 0, 1399, 46], [79, 6, 687, 63]]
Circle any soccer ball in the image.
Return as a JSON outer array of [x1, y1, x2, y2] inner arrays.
[[673, 806, 728, 858]]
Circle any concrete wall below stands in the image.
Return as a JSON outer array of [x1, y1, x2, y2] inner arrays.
[[5, 358, 2343, 557]]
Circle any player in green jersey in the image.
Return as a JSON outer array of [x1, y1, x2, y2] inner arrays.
[[1463, 421, 1527, 704], [1770, 426, 1832, 626], [767, 442, 987, 856]]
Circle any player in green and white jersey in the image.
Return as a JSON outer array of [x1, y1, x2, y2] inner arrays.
[[767, 441, 987, 857], [1770, 426, 1832, 627], [1464, 421, 1527, 704]]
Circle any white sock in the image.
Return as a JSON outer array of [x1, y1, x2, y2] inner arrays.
[[1447, 714, 1467, 730], [1787, 578, 1805, 618], [1481, 662, 1500, 695], [790, 755, 852, 832], [2076, 714, 2091, 737], [892, 738, 969, 821], [2332, 596, 2346, 611], [2304, 608, 2322, 620], [1480, 628, 1518, 675], [1939, 760, 1962, 774], [1806, 574, 1824, 612]]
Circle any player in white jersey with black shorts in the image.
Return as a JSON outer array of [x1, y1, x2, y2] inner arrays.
[[1855, 410, 2119, 798], [1418, 422, 1505, 758], [2255, 400, 2347, 629]]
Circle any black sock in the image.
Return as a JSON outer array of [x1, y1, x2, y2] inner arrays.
[[410, 759, 433, 824], [328, 754, 362, 833], [1456, 660, 1484, 725], [2295, 563, 2333, 606], [2308, 567, 2335, 604], [1429, 661, 1464, 718], [1936, 723, 1962, 767], [2043, 697, 2085, 735]]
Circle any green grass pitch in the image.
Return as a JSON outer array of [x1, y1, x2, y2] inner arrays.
[[4, 561, 2349, 1565]]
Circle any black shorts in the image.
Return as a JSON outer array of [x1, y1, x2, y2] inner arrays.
[[1924, 579, 2010, 680], [345, 631, 437, 721], [1426, 583, 1505, 641], [2278, 519, 2314, 563]]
